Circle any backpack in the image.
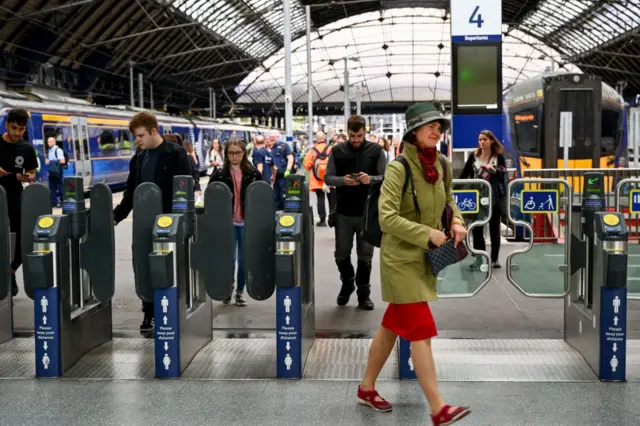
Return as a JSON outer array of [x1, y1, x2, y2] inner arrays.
[[54, 145, 69, 169], [362, 154, 449, 248], [311, 145, 330, 181]]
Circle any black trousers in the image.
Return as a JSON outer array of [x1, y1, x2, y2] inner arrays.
[[471, 208, 502, 263], [315, 190, 327, 221], [8, 208, 21, 272]]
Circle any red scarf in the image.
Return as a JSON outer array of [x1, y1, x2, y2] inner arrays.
[[416, 145, 439, 184]]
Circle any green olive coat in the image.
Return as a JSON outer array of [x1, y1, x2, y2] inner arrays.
[[378, 142, 462, 304]]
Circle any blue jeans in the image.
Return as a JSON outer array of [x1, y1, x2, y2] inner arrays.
[[233, 224, 245, 292]]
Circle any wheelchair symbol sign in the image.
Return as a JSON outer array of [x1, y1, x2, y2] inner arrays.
[[520, 190, 559, 213], [453, 190, 480, 214]]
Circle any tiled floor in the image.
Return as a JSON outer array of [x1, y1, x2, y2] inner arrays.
[[0, 379, 639, 425]]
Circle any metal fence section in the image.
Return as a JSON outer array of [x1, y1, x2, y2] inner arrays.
[[615, 178, 640, 300], [506, 178, 573, 298], [436, 179, 492, 298], [524, 168, 640, 207]]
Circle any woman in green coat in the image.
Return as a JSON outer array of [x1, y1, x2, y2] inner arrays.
[[356, 103, 471, 425]]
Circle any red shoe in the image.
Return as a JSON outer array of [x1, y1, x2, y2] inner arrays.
[[357, 385, 392, 412], [431, 405, 471, 425]]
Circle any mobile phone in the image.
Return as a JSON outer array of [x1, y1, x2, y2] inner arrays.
[[349, 173, 360, 179]]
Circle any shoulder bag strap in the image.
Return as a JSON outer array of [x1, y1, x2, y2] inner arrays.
[[395, 155, 421, 222]]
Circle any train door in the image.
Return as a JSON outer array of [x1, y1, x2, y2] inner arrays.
[[70, 116, 92, 190]]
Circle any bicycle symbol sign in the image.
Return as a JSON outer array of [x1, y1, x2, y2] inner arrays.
[[453, 190, 480, 214], [520, 190, 559, 213]]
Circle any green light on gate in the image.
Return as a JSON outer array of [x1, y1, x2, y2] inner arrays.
[[460, 70, 473, 81]]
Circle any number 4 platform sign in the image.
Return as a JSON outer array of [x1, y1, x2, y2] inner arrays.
[[451, 0, 502, 42]]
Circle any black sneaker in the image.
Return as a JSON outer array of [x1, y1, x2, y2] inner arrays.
[[337, 284, 355, 306], [140, 314, 154, 332], [11, 274, 18, 297], [317, 220, 327, 227], [492, 261, 501, 269]]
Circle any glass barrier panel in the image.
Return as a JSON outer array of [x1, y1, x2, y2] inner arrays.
[[615, 178, 640, 298], [436, 179, 492, 297]]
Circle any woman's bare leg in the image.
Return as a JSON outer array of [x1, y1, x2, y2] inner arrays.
[[411, 339, 445, 414], [361, 326, 397, 390]]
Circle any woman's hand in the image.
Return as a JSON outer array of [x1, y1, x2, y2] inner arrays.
[[429, 229, 447, 247], [451, 223, 467, 247]]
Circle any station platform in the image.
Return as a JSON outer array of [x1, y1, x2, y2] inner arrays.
[[3, 185, 640, 424]]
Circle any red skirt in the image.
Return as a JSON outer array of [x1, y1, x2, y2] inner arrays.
[[381, 302, 438, 341]]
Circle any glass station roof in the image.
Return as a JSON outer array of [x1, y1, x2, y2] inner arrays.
[[232, 8, 579, 104]]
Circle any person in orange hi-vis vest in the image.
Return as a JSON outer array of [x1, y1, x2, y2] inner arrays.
[[303, 131, 331, 226]]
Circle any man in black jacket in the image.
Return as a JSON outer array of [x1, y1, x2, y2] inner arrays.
[[324, 115, 387, 310], [113, 112, 192, 331]]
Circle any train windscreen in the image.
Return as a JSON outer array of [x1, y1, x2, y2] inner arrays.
[[557, 90, 594, 160], [512, 109, 539, 156]]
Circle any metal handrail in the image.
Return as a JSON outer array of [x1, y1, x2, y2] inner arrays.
[[614, 177, 640, 300], [438, 178, 492, 299], [506, 178, 572, 298]]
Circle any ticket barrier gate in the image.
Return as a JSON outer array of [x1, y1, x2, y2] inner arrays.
[[0, 188, 13, 345], [566, 173, 629, 381], [204, 174, 315, 379], [132, 176, 212, 378], [398, 178, 493, 380], [21, 177, 115, 377]]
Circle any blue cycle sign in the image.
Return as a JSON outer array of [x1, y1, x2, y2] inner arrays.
[[453, 190, 479, 214], [520, 190, 559, 213]]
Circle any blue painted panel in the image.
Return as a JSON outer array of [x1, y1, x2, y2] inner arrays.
[[154, 287, 181, 378], [34, 287, 61, 377], [452, 114, 502, 149], [398, 338, 416, 380], [600, 287, 626, 381], [452, 35, 502, 43], [277, 286, 302, 379]]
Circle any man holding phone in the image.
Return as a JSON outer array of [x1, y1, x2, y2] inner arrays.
[[0, 108, 38, 296], [324, 115, 387, 310]]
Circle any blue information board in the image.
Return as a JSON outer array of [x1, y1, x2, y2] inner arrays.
[[398, 338, 416, 380], [629, 190, 640, 214], [520, 190, 559, 213], [276, 286, 302, 379], [154, 287, 180, 378], [34, 287, 61, 377], [600, 287, 627, 381], [453, 190, 479, 214]]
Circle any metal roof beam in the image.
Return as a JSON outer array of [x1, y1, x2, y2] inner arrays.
[[5, 0, 102, 21], [84, 23, 199, 48]]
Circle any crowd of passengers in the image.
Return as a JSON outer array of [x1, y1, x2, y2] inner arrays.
[[2, 103, 511, 425]]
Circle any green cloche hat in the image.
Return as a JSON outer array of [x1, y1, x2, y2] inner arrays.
[[402, 102, 450, 141]]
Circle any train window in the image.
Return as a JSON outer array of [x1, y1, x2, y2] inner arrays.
[[559, 90, 594, 160], [117, 129, 132, 154], [43, 126, 66, 154], [601, 109, 620, 156], [512, 109, 539, 155], [99, 129, 116, 154]]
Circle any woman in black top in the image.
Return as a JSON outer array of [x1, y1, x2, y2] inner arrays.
[[459, 130, 507, 269]]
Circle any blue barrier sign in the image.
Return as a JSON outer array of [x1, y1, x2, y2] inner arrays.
[[34, 288, 61, 377], [398, 338, 416, 380], [600, 287, 627, 381], [154, 288, 180, 378], [453, 190, 480, 214], [520, 190, 559, 213], [276, 286, 302, 379], [629, 190, 640, 214]]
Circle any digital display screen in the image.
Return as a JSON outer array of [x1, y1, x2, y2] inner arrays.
[[454, 44, 500, 112], [285, 200, 301, 210], [287, 178, 302, 195], [62, 203, 76, 211], [172, 202, 188, 210], [583, 198, 605, 209]]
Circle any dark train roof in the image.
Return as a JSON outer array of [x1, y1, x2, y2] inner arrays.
[[0, 0, 637, 112]]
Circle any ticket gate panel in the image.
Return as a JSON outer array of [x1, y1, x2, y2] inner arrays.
[[244, 181, 276, 301], [0, 187, 11, 301], [195, 182, 234, 301], [132, 183, 163, 303], [21, 183, 52, 300], [80, 183, 115, 302]]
